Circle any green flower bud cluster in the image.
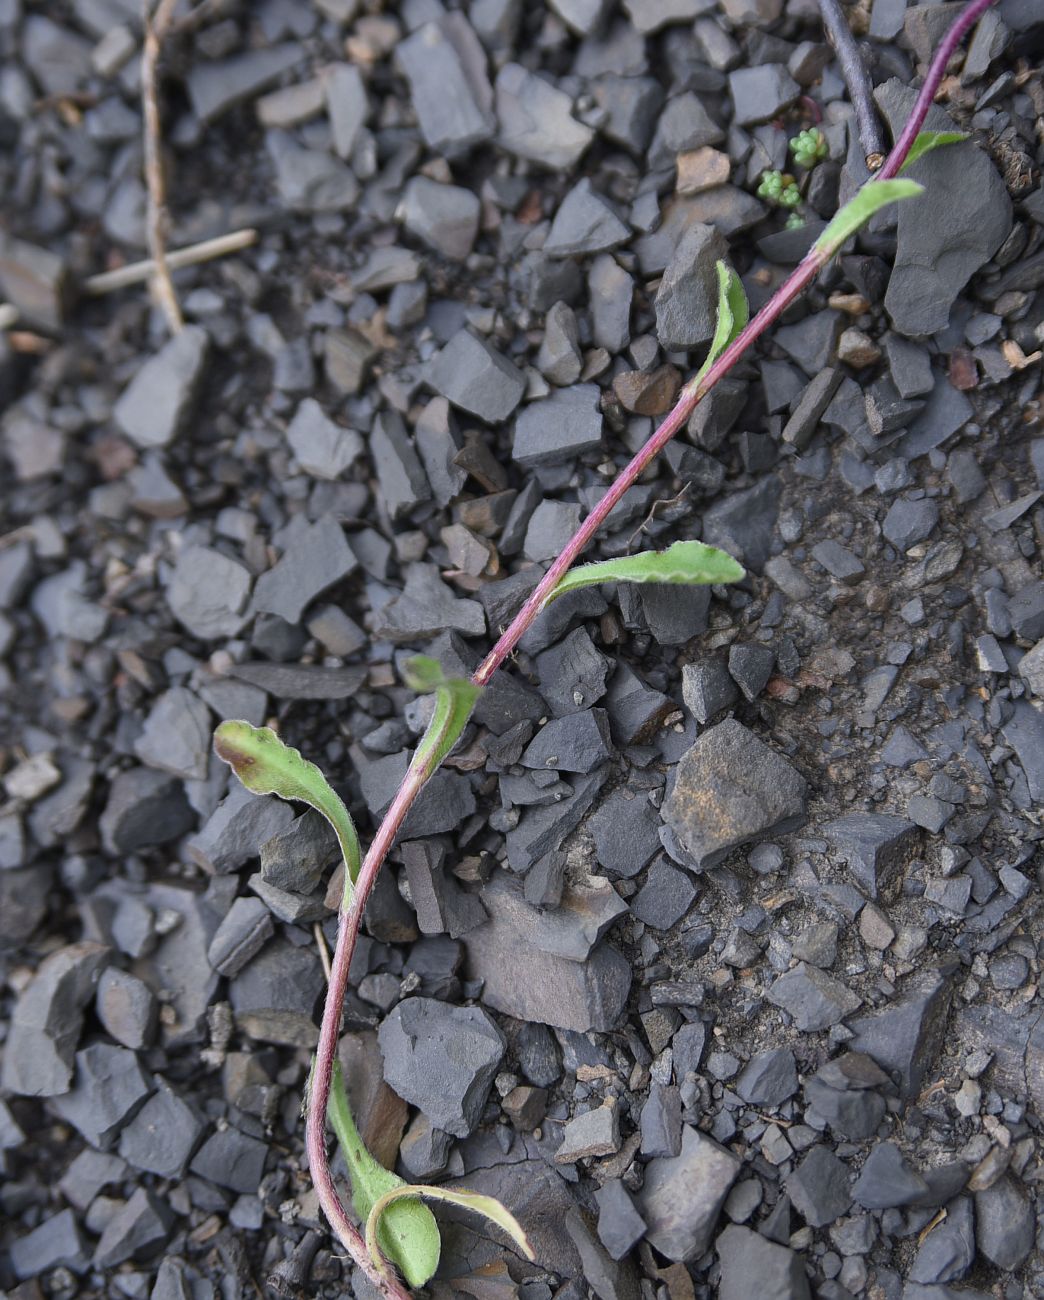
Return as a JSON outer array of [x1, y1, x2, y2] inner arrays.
[[757, 170, 801, 208], [789, 126, 828, 169]]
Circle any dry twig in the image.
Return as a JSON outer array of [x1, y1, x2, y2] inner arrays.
[[142, 0, 184, 333], [818, 0, 888, 170]]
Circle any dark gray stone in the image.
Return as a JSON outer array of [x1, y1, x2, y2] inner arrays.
[[729, 64, 800, 126], [521, 709, 613, 774], [536, 627, 611, 716], [252, 513, 357, 624], [701, 477, 781, 572], [654, 222, 727, 349], [728, 644, 774, 702], [647, 92, 724, 170], [286, 399, 362, 480], [847, 963, 957, 1097], [787, 1145, 852, 1228], [187, 43, 304, 121], [496, 62, 594, 168], [604, 661, 673, 746], [134, 687, 212, 783], [782, 368, 842, 449], [10, 1207, 88, 1279], [513, 384, 604, 467], [190, 1126, 268, 1193], [397, 16, 494, 155], [883, 497, 939, 551], [589, 253, 633, 352], [631, 860, 697, 930], [401, 840, 488, 938], [735, 1048, 798, 1107], [640, 1082, 682, 1158], [378, 996, 505, 1137], [639, 1125, 740, 1261], [427, 328, 525, 422], [717, 1224, 811, 1300], [114, 326, 209, 450], [556, 1102, 621, 1162], [374, 562, 485, 640], [51, 1043, 151, 1148], [207, 897, 275, 977], [974, 1175, 1034, 1270], [118, 1081, 205, 1178], [876, 81, 1012, 337], [823, 812, 919, 899], [189, 784, 295, 875], [398, 176, 480, 261], [168, 545, 252, 640], [545, 179, 630, 257], [852, 1142, 928, 1209], [681, 657, 739, 723], [910, 1195, 974, 1284], [96, 968, 157, 1050], [259, 810, 339, 894], [1004, 700, 1044, 803], [812, 540, 865, 584], [661, 718, 807, 869], [640, 584, 710, 646], [463, 872, 630, 1031], [588, 789, 661, 879], [767, 962, 861, 1031], [596, 1178, 647, 1260], [100, 768, 195, 856], [370, 410, 432, 519]]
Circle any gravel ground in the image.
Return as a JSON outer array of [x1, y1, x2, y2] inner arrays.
[[2, 2, 1044, 1299]]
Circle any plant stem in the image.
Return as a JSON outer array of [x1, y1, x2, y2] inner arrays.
[[303, 0, 998, 1289], [141, 0, 183, 334], [817, 0, 887, 170]]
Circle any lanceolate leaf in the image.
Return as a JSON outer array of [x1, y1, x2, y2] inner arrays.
[[328, 1063, 440, 1288], [899, 130, 966, 173], [402, 655, 481, 776], [544, 539, 745, 608], [365, 1184, 533, 1284], [814, 179, 923, 256], [213, 721, 361, 892], [690, 260, 749, 391]]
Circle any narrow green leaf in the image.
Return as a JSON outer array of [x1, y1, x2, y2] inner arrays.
[[544, 539, 745, 608], [328, 1063, 440, 1287], [402, 655, 481, 776], [691, 260, 748, 390], [899, 130, 966, 174], [365, 1183, 533, 1284], [213, 721, 361, 892], [814, 179, 924, 256]]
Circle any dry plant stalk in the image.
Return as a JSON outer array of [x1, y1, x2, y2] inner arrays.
[[142, 0, 184, 333]]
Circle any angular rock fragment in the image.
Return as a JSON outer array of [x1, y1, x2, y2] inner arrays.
[[654, 222, 727, 349], [187, 43, 304, 121], [427, 328, 526, 422], [189, 784, 295, 875], [521, 709, 613, 773], [207, 897, 275, 977], [51, 1043, 152, 1148], [851, 1141, 928, 1209], [545, 179, 630, 257], [910, 1195, 975, 1284], [114, 326, 209, 450], [974, 1175, 1034, 1270], [9, 1207, 88, 1279], [555, 1101, 621, 1162], [463, 873, 630, 1031], [286, 399, 362, 480], [735, 1048, 798, 1108], [96, 968, 157, 1051], [717, 1224, 811, 1300], [596, 1179, 647, 1260], [190, 1127, 268, 1194], [729, 64, 800, 126], [0, 233, 73, 331], [397, 16, 495, 155], [496, 63, 594, 168], [639, 1125, 740, 1261], [823, 812, 919, 899], [398, 176, 481, 261], [876, 82, 1012, 337], [513, 383, 604, 467], [118, 1082, 205, 1179], [1, 942, 110, 1096], [252, 514, 357, 625], [588, 788, 661, 879], [134, 687, 212, 783], [847, 961, 957, 1097], [168, 545, 252, 640], [786, 1146, 853, 1227], [378, 996, 505, 1137], [767, 962, 861, 1031], [401, 840, 488, 938], [374, 562, 485, 640], [662, 719, 807, 869]]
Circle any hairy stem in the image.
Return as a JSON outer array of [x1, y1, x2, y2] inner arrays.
[[817, 0, 887, 170], [304, 0, 998, 1289]]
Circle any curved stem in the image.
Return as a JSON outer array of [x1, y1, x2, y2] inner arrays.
[[304, 0, 998, 1290]]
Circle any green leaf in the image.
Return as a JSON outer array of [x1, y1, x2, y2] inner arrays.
[[544, 539, 745, 608], [814, 179, 923, 256], [402, 655, 481, 777], [899, 130, 966, 174], [365, 1183, 533, 1285], [328, 1063, 440, 1288], [691, 261, 748, 390], [213, 721, 360, 897]]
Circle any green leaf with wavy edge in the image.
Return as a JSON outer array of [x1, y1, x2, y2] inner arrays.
[[213, 721, 360, 900], [328, 1062, 440, 1287], [814, 178, 923, 256], [899, 130, 966, 174], [365, 1183, 533, 1285], [690, 260, 748, 391], [402, 656, 481, 776], [544, 539, 745, 608]]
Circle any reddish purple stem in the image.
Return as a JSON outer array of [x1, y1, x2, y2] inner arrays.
[[304, 0, 998, 1290]]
